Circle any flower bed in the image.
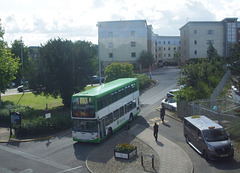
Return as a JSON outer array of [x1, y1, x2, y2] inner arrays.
[[114, 143, 137, 159]]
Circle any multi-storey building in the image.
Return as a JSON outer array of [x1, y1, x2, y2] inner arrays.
[[153, 35, 180, 66], [180, 18, 240, 64], [97, 20, 180, 69], [97, 20, 153, 68]]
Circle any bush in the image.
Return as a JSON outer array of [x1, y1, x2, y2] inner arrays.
[[136, 74, 154, 91], [0, 101, 71, 138]]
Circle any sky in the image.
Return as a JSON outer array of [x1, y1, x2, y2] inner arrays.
[[0, 0, 240, 47]]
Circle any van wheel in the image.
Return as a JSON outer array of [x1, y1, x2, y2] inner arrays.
[[107, 128, 112, 138], [203, 150, 209, 161]]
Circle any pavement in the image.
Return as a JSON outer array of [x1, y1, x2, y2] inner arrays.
[[0, 109, 193, 173]]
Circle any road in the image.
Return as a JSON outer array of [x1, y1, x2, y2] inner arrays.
[[1, 67, 240, 173]]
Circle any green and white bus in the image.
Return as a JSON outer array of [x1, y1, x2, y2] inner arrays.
[[71, 78, 140, 143]]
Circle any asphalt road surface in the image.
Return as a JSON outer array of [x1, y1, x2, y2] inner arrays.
[[1, 67, 240, 172]]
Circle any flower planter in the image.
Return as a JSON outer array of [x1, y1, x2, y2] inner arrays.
[[114, 147, 137, 160]]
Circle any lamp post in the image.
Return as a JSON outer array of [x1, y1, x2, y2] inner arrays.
[[21, 37, 24, 93]]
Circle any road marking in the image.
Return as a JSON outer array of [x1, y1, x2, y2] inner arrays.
[[57, 166, 82, 173], [0, 166, 15, 173], [19, 168, 33, 173], [148, 117, 168, 127], [0, 145, 72, 171]]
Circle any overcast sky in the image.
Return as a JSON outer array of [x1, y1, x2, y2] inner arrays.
[[0, 0, 239, 46]]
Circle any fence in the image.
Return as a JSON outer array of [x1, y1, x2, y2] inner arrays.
[[178, 98, 240, 129], [210, 70, 231, 108], [177, 69, 240, 128]]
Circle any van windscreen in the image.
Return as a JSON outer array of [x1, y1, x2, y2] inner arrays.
[[202, 128, 228, 142]]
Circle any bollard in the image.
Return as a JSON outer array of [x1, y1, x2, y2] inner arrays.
[[140, 152, 155, 168], [152, 154, 154, 168]]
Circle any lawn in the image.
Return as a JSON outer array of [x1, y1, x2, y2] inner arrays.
[[1, 93, 63, 110]]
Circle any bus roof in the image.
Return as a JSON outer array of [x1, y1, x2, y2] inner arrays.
[[73, 78, 138, 98], [184, 115, 222, 130]]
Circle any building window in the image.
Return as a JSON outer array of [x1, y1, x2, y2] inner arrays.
[[174, 47, 176, 50], [164, 47, 166, 51], [159, 47, 161, 51], [131, 31, 135, 36], [194, 50, 197, 55], [163, 41, 165, 44], [168, 54, 171, 57], [207, 40, 214, 44], [108, 42, 113, 48], [131, 52, 136, 58], [131, 42, 136, 47], [194, 30, 197, 34], [194, 40, 197, 45], [108, 32, 113, 37], [207, 30, 214, 35], [109, 53, 113, 58], [168, 47, 170, 51], [168, 41, 170, 44]]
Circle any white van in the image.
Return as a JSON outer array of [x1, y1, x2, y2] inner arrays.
[[184, 115, 234, 160]]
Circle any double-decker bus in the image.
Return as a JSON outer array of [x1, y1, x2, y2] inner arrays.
[[71, 78, 140, 143]]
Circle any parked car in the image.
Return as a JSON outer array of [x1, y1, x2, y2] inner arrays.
[[17, 81, 29, 92], [91, 75, 105, 84], [161, 98, 177, 111], [167, 88, 179, 98]]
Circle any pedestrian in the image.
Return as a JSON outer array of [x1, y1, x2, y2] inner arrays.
[[160, 105, 165, 123], [153, 122, 159, 141]]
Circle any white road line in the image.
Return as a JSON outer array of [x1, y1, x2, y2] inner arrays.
[[0, 166, 15, 173], [0, 145, 71, 171], [57, 166, 82, 173]]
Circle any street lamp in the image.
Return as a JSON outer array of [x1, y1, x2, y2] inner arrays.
[[21, 37, 24, 93]]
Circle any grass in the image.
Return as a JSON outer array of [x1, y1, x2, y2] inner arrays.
[[1, 93, 63, 110]]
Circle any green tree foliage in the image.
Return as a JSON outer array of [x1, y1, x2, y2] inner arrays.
[[173, 51, 180, 66], [11, 39, 33, 86], [104, 62, 134, 83], [0, 21, 20, 107], [29, 38, 97, 107], [177, 58, 225, 101], [137, 50, 154, 69], [207, 43, 218, 60], [227, 43, 240, 95]]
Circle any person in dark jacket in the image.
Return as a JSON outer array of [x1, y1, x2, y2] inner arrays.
[[153, 122, 159, 141], [160, 105, 165, 123]]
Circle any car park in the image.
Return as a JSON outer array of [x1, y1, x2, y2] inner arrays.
[[184, 115, 234, 160], [161, 98, 177, 111]]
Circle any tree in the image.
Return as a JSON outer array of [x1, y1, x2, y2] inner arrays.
[[0, 21, 20, 107], [11, 39, 32, 86], [177, 58, 225, 101], [173, 51, 181, 66], [227, 43, 240, 96], [137, 50, 154, 70], [104, 62, 134, 83], [29, 38, 97, 107], [207, 43, 218, 60]]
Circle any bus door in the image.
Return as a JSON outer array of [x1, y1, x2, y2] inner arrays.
[[99, 118, 106, 139]]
